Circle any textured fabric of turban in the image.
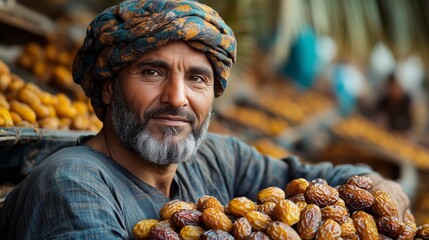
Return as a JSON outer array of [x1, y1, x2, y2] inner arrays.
[[72, 0, 237, 120]]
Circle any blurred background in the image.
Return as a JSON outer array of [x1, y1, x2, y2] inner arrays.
[[0, 0, 428, 224]]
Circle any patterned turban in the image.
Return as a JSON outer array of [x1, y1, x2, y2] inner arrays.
[[72, 0, 237, 120]]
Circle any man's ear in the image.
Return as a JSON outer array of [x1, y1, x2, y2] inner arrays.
[[102, 80, 114, 104]]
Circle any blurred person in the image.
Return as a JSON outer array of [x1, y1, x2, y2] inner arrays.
[[0, 0, 411, 238], [376, 73, 414, 133]]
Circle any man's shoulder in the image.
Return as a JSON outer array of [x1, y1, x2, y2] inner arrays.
[[202, 132, 239, 146], [202, 132, 251, 151], [34, 145, 109, 179], [194, 132, 252, 163], [47, 144, 105, 163], [6, 145, 113, 204]]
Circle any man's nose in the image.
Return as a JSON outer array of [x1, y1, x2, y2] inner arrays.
[[160, 74, 188, 108]]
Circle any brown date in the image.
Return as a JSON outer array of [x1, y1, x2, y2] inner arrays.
[[197, 195, 211, 210], [295, 201, 307, 212], [297, 204, 322, 240], [266, 221, 301, 240], [248, 231, 271, 240], [245, 210, 272, 231], [273, 199, 300, 226], [371, 190, 399, 217], [257, 186, 285, 204], [223, 203, 232, 216], [346, 175, 373, 190], [321, 205, 348, 224], [227, 196, 256, 217], [170, 209, 202, 228], [379, 233, 394, 240], [285, 178, 309, 197], [198, 196, 224, 212], [340, 217, 356, 239], [352, 211, 379, 240], [397, 220, 417, 240], [314, 219, 342, 240], [310, 178, 327, 185], [200, 229, 234, 240], [133, 219, 160, 240], [338, 184, 374, 210], [148, 221, 179, 240], [154, 220, 173, 228], [187, 201, 197, 210], [345, 235, 360, 240], [304, 182, 339, 207], [159, 200, 194, 220], [334, 197, 346, 208], [232, 217, 252, 240], [179, 225, 206, 240], [257, 201, 276, 217], [287, 193, 306, 203], [416, 224, 429, 239], [201, 208, 233, 232], [376, 216, 405, 237]]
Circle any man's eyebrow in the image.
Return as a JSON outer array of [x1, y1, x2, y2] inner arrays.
[[188, 66, 214, 77], [134, 59, 170, 68]]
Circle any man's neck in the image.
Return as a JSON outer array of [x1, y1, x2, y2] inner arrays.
[[86, 129, 178, 198], [141, 164, 178, 197]]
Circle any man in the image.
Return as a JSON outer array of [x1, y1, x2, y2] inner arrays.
[[0, 0, 410, 239], [376, 73, 414, 133]]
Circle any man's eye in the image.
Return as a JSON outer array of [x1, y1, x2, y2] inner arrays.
[[189, 75, 205, 83], [143, 69, 160, 76]]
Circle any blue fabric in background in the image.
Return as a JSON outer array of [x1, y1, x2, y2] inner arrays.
[[333, 64, 355, 116], [281, 26, 319, 90], [332, 62, 364, 116]]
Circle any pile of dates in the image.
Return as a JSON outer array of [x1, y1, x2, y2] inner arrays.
[[133, 175, 429, 239]]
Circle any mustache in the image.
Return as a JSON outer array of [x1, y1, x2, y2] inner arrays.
[[143, 107, 197, 125]]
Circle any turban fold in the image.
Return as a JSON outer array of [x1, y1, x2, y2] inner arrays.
[[72, 0, 237, 119]]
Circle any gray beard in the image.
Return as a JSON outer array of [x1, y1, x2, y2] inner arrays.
[[110, 81, 211, 166]]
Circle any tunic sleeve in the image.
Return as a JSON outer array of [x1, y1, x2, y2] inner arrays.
[[218, 135, 374, 200]]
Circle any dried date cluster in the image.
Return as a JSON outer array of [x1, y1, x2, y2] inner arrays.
[[133, 175, 429, 240]]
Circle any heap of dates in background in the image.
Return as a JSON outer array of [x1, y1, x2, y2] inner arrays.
[[133, 175, 429, 239]]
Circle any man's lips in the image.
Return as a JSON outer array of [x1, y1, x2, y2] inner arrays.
[[153, 115, 189, 121], [151, 115, 190, 126]]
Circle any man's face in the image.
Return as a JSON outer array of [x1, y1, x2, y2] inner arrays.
[[110, 41, 215, 166]]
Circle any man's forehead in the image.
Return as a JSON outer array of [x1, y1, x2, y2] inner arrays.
[[132, 42, 213, 68]]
